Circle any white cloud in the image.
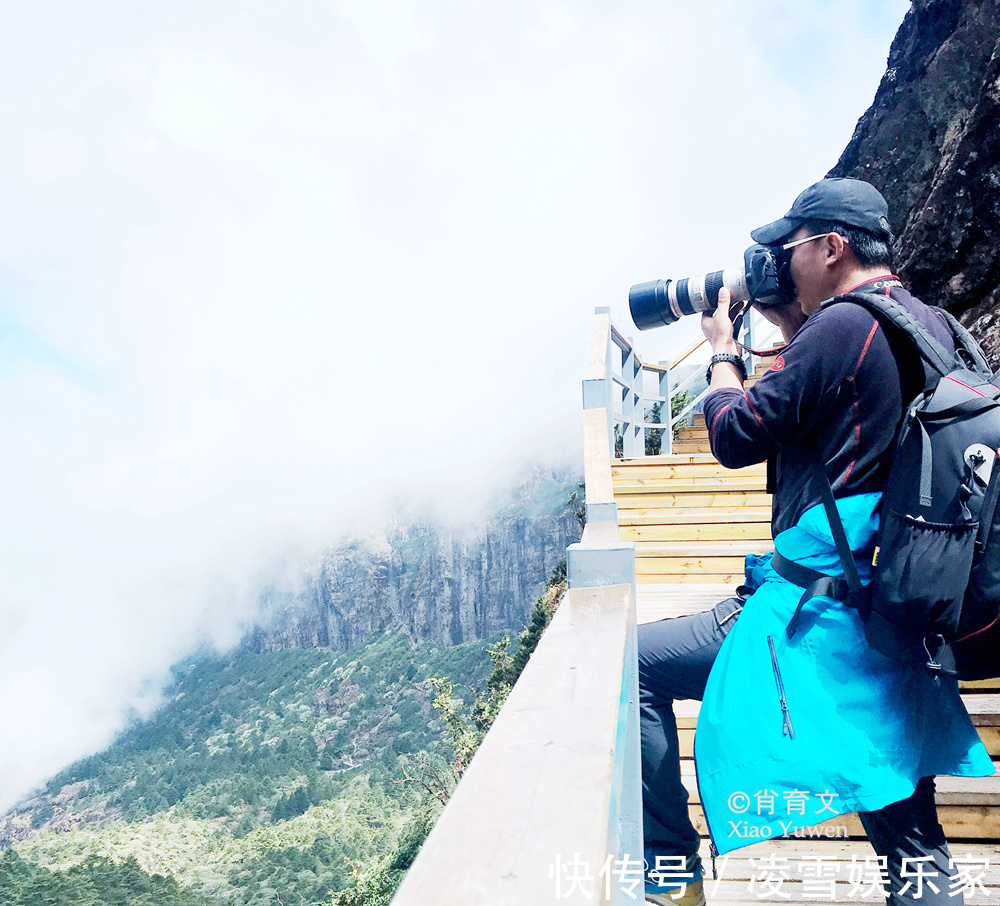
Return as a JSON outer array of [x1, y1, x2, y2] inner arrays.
[[0, 0, 910, 810]]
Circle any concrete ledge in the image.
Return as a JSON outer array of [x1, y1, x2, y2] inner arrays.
[[568, 538, 636, 589], [586, 501, 619, 526]]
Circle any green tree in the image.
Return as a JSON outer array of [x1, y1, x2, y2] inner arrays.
[[670, 389, 693, 440]]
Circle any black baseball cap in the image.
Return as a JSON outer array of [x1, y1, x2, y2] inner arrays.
[[750, 178, 892, 245]]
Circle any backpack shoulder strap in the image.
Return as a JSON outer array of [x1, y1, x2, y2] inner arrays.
[[829, 290, 956, 378], [935, 306, 992, 376]]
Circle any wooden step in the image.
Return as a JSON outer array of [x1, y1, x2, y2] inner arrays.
[[620, 523, 772, 543], [635, 542, 772, 558], [618, 453, 743, 466], [616, 477, 769, 495], [636, 556, 772, 578], [616, 492, 772, 511], [671, 441, 713, 454], [621, 507, 773, 525], [638, 572, 748, 584], [613, 463, 767, 480]]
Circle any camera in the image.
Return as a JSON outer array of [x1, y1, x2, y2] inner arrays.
[[629, 244, 793, 331]]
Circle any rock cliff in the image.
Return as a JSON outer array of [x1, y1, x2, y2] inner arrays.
[[242, 469, 582, 651], [828, 0, 1000, 360]]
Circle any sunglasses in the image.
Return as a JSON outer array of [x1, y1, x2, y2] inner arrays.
[[780, 231, 840, 251]]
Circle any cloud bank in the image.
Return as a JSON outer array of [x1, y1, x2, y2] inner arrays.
[[0, 0, 909, 810]]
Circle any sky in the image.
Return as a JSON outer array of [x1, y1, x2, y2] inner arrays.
[[0, 0, 911, 812]]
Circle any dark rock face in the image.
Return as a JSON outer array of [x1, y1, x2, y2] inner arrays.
[[243, 474, 582, 652], [828, 0, 1000, 361]]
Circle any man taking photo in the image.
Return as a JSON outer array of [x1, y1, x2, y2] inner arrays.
[[640, 178, 994, 906]]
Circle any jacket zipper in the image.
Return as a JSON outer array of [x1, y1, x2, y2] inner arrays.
[[692, 731, 720, 880], [767, 635, 795, 739]]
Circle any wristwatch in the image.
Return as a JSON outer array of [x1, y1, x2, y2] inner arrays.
[[706, 353, 748, 385]]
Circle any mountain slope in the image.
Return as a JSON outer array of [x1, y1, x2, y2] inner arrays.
[[2, 632, 495, 904]]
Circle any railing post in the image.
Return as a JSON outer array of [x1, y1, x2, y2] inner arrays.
[[582, 308, 616, 458], [744, 310, 757, 376], [622, 340, 642, 459], [659, 361, 672, 456]]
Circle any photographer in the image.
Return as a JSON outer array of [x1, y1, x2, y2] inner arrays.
[[639, 178, 993, 906]]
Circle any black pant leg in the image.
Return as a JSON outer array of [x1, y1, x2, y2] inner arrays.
[[858, 776, 962, 906], [638, 597, 743, 856]]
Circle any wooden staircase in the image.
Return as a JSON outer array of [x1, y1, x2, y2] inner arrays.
[[616, 357, 776, 584], [610, 355, 1000, 852]]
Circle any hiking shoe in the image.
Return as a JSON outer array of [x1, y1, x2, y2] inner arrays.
[[644, 849, 705, 906], [645, 878, 706, 906]]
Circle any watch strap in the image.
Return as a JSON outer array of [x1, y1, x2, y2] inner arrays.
[[706, 353, 748, 385]]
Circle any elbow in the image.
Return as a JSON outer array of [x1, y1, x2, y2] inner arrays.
[[708, 428, 762, 469], [711, 443, 752, 470]]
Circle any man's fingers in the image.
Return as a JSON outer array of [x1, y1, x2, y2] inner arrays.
[[717, 287, 731, 320]]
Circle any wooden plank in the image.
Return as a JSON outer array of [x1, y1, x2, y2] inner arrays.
[[612, 464, 767, 481], [582, 407, 614, 504], [636, 585, 736, 623], [587, 309, 610, 380], [615, 478, 769, 494], [637, 559, 758, 576], [966, 696, 1000, 726], [638, 572, 747, 585], [671, 335, 709, 369], [635, 585, 735, 606], [616, 493, 773, 510], [635, 541, 773, 557], [620, 507, 773, 525], [616, 453, 756, 467], [935, 772, 1000, 805], [620, 524, 773, 543]]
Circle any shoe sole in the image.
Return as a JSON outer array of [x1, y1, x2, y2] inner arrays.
[[646, 890, 707, 906]]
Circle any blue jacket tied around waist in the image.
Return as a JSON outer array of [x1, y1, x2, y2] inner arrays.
[[695, 492, 993, 855]]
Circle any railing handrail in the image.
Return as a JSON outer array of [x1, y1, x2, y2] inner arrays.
[[669, 335, 709, 370]]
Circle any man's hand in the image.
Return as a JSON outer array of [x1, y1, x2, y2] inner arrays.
[[701, 288, 740, 355], [703, 288, 745, 393]]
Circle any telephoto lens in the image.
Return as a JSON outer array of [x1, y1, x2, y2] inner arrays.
[[629, 268, 750, 330], [629, 244, 789, 330]]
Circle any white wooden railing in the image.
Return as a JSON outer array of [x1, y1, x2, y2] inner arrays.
[[586, 306, 779, 458]]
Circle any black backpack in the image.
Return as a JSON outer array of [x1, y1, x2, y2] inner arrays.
[[776, 290, 1000, 679]]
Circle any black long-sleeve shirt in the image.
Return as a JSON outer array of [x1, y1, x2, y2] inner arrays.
[[701, 279, 955, 536]]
